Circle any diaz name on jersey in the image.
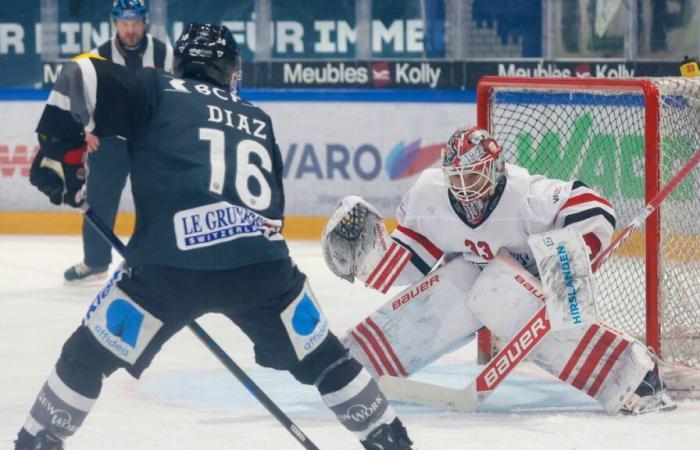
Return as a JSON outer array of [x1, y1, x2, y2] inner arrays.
[[37, 55, 288, 270]]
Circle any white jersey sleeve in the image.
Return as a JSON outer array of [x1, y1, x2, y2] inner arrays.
[[387, 173, 446, 286], [360, 171, 447, 291], [520, 170, 572, 235], [554, 180, 616, 258], [523, 172, 616, 258]]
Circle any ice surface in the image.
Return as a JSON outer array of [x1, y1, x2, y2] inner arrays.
[[1, 236, 699, 449]]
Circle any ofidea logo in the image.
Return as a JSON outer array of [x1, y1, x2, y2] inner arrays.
[[385, 139, 444, 180], [292, 293, 321, 336], [105, 299, 145, 348]]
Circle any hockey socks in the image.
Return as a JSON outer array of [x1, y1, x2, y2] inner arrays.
[[317, 357, 401, 442], [17, 368, 97, 446]]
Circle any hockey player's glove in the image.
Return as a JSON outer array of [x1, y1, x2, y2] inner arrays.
[[30, 134, 88, 207], [322, 196, 392, 284]]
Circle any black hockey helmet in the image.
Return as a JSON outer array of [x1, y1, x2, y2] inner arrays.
[[173, 23, 241, 91]]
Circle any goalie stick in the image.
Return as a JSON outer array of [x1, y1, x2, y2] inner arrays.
[[379, 147, 700, 412], [80, 205, 319, 450]]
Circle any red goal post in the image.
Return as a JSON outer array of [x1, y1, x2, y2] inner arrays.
[[475, 76, 700, 384]]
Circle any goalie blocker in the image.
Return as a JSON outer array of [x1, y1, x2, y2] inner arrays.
[[528, 228, 597, 330]]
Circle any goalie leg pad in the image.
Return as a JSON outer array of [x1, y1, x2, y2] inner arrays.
[[468, 251, 653, 414], [343, 258, 484, 377]]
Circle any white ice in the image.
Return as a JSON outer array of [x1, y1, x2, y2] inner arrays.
[[1, 236, 699, 450]]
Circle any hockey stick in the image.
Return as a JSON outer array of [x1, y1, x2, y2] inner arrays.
[[80, 205, 319, 450], [379, 147, 700, 412]]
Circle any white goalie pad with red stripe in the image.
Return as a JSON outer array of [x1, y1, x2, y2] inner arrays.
[[467, 251, 654, 414], [343, 258, 484, 377]]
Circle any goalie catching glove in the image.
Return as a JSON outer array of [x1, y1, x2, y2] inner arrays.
[[29, 133, 88, 207], [322, 196, 395, 284]]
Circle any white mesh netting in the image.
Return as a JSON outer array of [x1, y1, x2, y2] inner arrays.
[[485, 77, 700, 379]]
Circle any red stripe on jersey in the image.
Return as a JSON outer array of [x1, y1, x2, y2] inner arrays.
[[381, 250, 412, 292], [356, 323, 398, 376], [395, 225, 443, 260], [366, 242, 397, 287], [587, 339, 630, 397], [367, 317, 408, 377], [351, 330, 383, 376], [561, 193, 613, 210], [370, 245, 405, 292], [572, 330, 616, 390], [559, 324, 600, 382]]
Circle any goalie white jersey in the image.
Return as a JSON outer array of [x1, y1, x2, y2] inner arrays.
[[385, 164, 616, 288]]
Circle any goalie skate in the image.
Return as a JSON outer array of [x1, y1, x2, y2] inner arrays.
[[621, 370, 677, 415]]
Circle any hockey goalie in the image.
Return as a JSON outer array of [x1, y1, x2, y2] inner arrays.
[[322, 125, 676, 415]]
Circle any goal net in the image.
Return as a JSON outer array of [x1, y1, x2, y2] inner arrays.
[[476, 76, 700, 391]]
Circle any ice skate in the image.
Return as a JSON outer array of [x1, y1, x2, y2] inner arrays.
[[14, 430, 64, 450], [63, 262, 108, 284], [362, 418, 414, 450], [621, 370, 677, 415]]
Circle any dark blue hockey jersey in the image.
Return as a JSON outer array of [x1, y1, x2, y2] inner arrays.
[[36, 55, 289, 269]]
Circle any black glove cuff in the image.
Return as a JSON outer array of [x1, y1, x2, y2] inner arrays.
[[37, 133, 86, 160]]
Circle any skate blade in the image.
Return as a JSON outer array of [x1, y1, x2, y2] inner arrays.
[[63, 272, 109, 286]]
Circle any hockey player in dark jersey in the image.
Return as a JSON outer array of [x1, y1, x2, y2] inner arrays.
[[16, 23, 414, 450]]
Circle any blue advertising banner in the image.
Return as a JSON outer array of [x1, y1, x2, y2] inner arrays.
[[0, 0, 430, 88], [0, 0, 684, 89]]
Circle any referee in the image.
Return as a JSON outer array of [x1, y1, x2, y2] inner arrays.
[[64, 0, 172, 282]]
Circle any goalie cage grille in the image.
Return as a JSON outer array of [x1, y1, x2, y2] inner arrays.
[[476, 76, 700, 393]]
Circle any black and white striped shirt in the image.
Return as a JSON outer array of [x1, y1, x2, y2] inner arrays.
[[90, 33, 172, 72]]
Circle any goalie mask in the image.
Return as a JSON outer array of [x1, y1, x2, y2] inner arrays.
[[442, 126, 505, 221]]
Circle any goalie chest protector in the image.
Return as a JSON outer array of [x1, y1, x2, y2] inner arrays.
[[398, 165, 573, 273]]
